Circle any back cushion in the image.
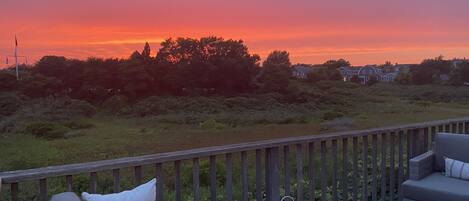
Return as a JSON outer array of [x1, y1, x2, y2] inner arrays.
[[435, 133, 469, 171]]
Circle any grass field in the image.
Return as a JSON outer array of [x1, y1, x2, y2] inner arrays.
[[2, 84, 469, 171]]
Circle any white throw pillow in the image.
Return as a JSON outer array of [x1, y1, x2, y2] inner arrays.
[[82, 178, 156, 201], [444, 157, 469, 180]]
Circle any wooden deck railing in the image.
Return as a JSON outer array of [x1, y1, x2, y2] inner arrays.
[[1, 117, 469, 201]]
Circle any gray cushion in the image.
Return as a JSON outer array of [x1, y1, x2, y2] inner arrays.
[[50, 192, 81, 201], [402, 172, 469, 201], [434, 133, 469, 171]]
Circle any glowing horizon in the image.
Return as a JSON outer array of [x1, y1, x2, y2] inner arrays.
[[2, 0, 469, 67]]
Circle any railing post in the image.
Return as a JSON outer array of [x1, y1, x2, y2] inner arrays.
[[341, 138, 348, 201], [296, 144, 304, 201], [241, 151, 248, 201], [155, 163, 164, 201], [11, 182, 18, 201], [193, 158, 200, 201], [175, 160, 181, 201], [39, 178, 47, 201], [66, 175, 73, 192], [362, 136, 368, 201], [226, 153, 233, 201], [283, 145, 291, 196], [209, 156, 217, 201], [112, 169, 120, 193], [320, 141, 327, 201], [266, 147, 280, 201], [309, 142, 316, 201], [255, 149, 263, 201]]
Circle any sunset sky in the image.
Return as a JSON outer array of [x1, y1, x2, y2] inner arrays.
[[1, 0, 469, 67]]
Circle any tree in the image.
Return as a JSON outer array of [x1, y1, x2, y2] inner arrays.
[[411, 56, 451, 85], [141, 42, 151, 60], [155, 37, 260, 95], [395, 70, 412, 85], [259, 51, 291, 92], [367, 75, 378, 86], [350, 75, 361, 84], [306, 67, 343, 83], [323, 59, 350, 69]]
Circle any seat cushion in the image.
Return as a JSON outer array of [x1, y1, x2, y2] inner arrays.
[[402, 173, 469, 201], [434, 133, 469, 171]]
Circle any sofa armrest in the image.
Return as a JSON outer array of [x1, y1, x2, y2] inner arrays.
[[50, 192, 81, 201], [409, 150, 434, 180]]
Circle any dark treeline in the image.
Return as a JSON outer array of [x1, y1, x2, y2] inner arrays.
[[1, 36, 469, 104]]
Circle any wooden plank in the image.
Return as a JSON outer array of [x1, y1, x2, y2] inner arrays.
[[390, 132, 396, 200], [90, 172, 97, 193], [309, 142, 316, 201], [4, 117, 469, 183], [352, 137, 358, 201], [331, 140, 338, 201], [193, 158, 200, 201], [155, 163, 164, 201], [210, 156, 217, 201], [112, 169, 120, 193], [362, 136, 368, 201], [423, 128, 429, 151], [283, 145, 291, 196], [431, 127, 436, 147], [134, 165, 142, 186], [226, 153, 233, 201], [320, 141, 327, 201], [66, 175, 73, 192], [241, 151, 248, 201], [10, 183, 18, 201], [371, 135, 378, 201], [452, 123, 457, 133], [341, 138, 348, 201], [39, 178, 47, 201], [296, 144, 304, 201], [266, 147, 280, 201], [398, 131, 404, 200], [406, 130, 411, 180], [381, 133, 387, 200], [463, 121, 469, 134], [255, 149, 263, 201], [175, 160, 181, 201]]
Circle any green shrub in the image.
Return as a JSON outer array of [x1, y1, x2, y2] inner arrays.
[[0, 93, 22, 117], [23, 122, 70, 139], [322, 111, 344, 121], [199, 119, 227, 129], [61, 120, 94, 129]]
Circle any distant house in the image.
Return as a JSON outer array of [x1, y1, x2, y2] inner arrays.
[[292, 64, 313, 79], [339, 64, 408, 84]]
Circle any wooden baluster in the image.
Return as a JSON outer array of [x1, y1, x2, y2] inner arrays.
[[452, 123, 457, 133], [423, 128, 429, 151], [39, 178, 47, 201], [431, 126, 437, 147], [342, 138, 349, 201], [113, 169, 120, 193], [381, 133, 387, 200], [362, 136, 368, 201], [266, 147, 280, 201], [309, 142, 316, 201], [11, 183, 18, 201], [155, 163, 164, 201], [265, 148, 271, 201], [175, 160, 181, 201], [134, 166, 142, 186], [438, 125, 443, 133], [463, 122, 469, 134], [445, 124, 451, 132], [90, 172, 97, 193], [226, 153, 233, 201], [371, 134, 378, 201], [283, 145, 291, 196], [331, 140, 338, 201], [66, 175, 73, 192], [241, 151, 248, 201], [210, 156, 217, 201], [398, 131, 405, 200], [406, 130, 411, 180], [352, 137, 358, 201], [193, 158, 200, 201], [390, 132, 396, 200], [321, 141, 327, 201], [255, 149, 263, 201], [459, 122, 464, 134], [296, 144, 304, 201]]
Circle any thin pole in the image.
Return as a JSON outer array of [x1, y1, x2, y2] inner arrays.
[[15, 36, 19, 80]]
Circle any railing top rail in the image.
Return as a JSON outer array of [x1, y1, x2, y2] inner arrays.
[[1, 116, 468, 183]]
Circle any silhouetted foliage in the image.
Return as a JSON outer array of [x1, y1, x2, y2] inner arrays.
[[306, 67, 342, 83], [258, 50, 291, 93]]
